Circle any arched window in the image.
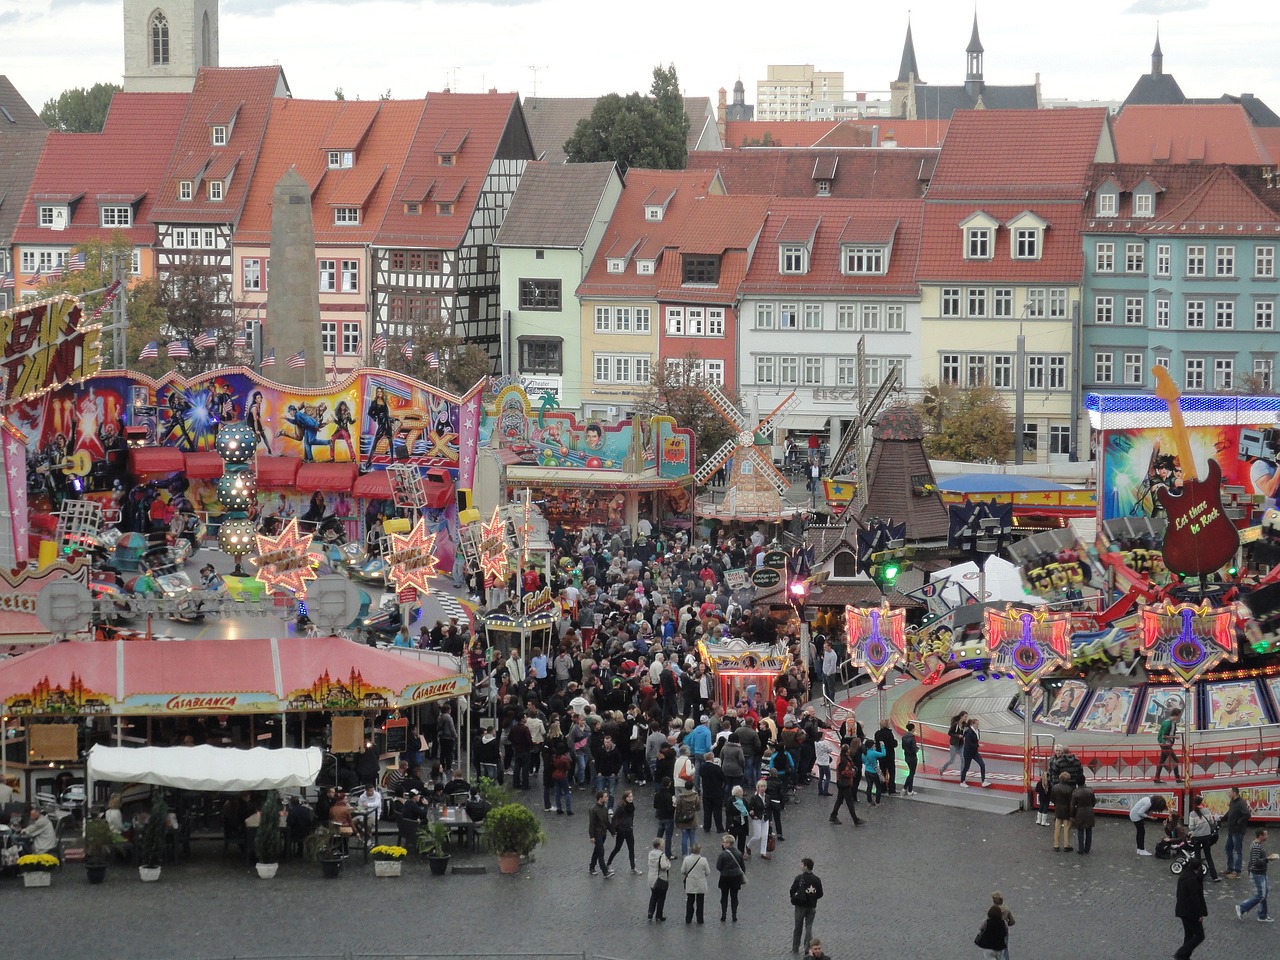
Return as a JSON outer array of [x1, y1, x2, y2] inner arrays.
[[833, 550, 858, 579], [151, 12, 169, 66]]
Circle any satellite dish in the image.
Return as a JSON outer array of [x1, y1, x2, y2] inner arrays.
[[307, 576, 363, 635], [36, 581, 94, 636]]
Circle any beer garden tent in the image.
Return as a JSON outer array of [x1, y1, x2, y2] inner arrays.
[[0, 634, 471, 717], [86, 744, 323, 792]]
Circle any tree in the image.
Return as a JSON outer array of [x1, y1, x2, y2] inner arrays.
[[564, 65, 689, 172], [123, 258, 242, 378], [39, 83, 121, 133], [633, 353, 738, 469], [912, 383, 1014, 463], [384, 316, 491, 396]]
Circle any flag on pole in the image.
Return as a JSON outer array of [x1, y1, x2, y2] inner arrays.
[[401, 342, 414, 362], [65, 253, 87, 272], [260, 349, 276, 367], [89, 281, 122, 321], [0, 272, 13, 290], [426, 350, 440, 370], [233, 331, 247, 349], [286, 349, 306, 369], [167, 340, 190, 359], [45, 267, 62, 282], [193, 331, 217, 349], [138, 341, 159, 360], [372, 335, 388, 355], [28, 269, 42, 284]]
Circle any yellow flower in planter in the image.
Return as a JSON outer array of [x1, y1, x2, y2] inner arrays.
[[18, 853, 60, 872], [369, 845, 408, 861]]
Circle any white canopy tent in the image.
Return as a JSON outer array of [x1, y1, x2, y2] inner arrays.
[[86, 745, 323, 793], [933, 556, 1046, 607]]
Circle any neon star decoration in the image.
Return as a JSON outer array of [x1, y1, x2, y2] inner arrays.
[[478, 507, 512, 586], [385, 519, 440, 596], [1140, 600, 1238, 685], [252, 518, 323, 597], [844, 601, 908, 685], [984, 605, 1074, 691]]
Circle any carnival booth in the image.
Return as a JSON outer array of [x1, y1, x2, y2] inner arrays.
[[697, 639, 790, 709]]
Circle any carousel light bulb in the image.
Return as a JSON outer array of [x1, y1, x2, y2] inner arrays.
[[218, 517, 257, 557], [215, 421, 259, 464]]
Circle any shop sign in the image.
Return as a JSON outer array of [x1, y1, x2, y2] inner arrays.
[[763, 550, 788, 570], [401, 677, 467, 702], [751, 567, 782, 589], [724, 568, 749, 590]]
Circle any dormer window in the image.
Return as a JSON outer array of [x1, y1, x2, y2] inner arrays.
[[436, 202, 453, 216], [1006, 211, 1047, 261], [683, 255, 720, 285], [208, 180, 223, 201], [1097, 191, 1117, 217], [816, 180, 831, 197], [780, 245, 809, 275], [843, 245, 886, 276], [636, 260, 655, 275], [967, 227, 991, 259], [1133, 192, 1154, 217], [644, 205, 664, 221], [334, 207, 360, 225], [437, 154, 455, 167], [38, 205, 68, 230], [404, 202, 420, 215], [328, 151, 354, 169], [179, 181, 193, 201], [211, 125, 227, 146], [100, 205, 132, 228], [607, 259, 626, 274]]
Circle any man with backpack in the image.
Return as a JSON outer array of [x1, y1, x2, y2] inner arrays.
[[1155, 707, 1183, 784], [789, 856, 825, 953]]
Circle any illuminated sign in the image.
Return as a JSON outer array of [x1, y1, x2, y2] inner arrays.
[[0, 295, 101, 404]]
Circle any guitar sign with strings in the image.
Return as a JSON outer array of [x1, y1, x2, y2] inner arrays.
[[1150, 366, 1240, 577]]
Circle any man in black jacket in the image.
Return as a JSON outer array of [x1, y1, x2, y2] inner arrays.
[[790, 857, 825, 953], [1174, 860, 1208, 959], [699, 753, 726, 833]]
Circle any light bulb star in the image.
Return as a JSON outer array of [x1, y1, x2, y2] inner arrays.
[[386, 519, 440, 596], [252, 518, 322, 596]]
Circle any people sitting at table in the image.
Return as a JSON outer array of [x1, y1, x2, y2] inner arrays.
[[464, 788, 492, 823], [400, 765, 426, 798], [356, 784, 383, 823], [19, 806, 58, 854], [286, 796, 314, 856], [381, 761, 409, 796], [328, 791, 355, 836], [443, 770, 471, 798], [105, 794, 125, 834]]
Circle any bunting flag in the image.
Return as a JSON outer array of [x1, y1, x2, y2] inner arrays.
[[0, 272, 13, 290], [286, 349, 306, 369], [426, 350, 440, 370], [65, 253, 87, 272], [138, 341, 160, 360], [193, 331, 217, 349], [401, 342, 414, 362], [372, 335, 388, 354], [260, 349, 276, 367], [167, 340, 190, 359]]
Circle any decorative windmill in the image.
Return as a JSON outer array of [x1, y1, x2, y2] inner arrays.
[[694, 386, 798, 499]]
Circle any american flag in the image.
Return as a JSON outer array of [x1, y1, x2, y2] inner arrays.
[[28, 269, 42, 284], [287, 349, 306, 369], [426, 350, 440, 370], [372, 335, 388, 354], [89, 281, 121, 320], [401, 342, 414, 361], [45, 267, 62, 282], [260, 349, 276, 367], [138, 341, 160, 360], [0, 272, 13, 290], [233, 331, 247, 349], [167, 340, 190, 359], [193, 331, 217, 349], [65, 253, 87, 273]]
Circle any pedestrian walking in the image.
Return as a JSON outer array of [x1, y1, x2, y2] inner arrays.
[[1173, 860, 1208, 959], [874, 720, 898, 795], [682, 842, 712, 924], [675, 781, 702, 856], [746, 779, 773, 861], [1050, 771, 1075, 852], [829, 741, 864, 826], [654, 776, 675, 857], [1131, 793, 1168, 856], [938, 710, 969, 776], [588, 790, 613, 878], [973, 904, 1008, 959], [990, 892, 1015, 960], [1235, 827, 1276, 922], [960, 718, 989, 787], [789, 856, 824, 953], [901, 722, 920, 795], [1187, 795, 1222, 882], [700, 752, 726, 833], [1070, 779, 1096, 855], [726, 784, 749, 853], [715, 833, 746, 922], [605, 789, 638, 873], [647, 838, 671, 921], [1223, 785, 1252, 878], [1155, 707, 1183, 784]]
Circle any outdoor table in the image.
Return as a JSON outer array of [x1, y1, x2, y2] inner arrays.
[[433, 807, 478, 851], [350, 809, 376, 864]]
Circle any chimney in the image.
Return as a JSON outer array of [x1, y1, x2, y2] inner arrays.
[[717, 87, 727, 147]]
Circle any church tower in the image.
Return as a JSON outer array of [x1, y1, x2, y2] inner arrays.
[[123, 0, 219, 92], [964, 13, 985, 99]]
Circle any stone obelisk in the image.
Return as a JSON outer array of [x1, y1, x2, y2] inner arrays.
[[265, 167, 323, 388]]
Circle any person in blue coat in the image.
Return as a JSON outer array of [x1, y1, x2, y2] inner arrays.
[[860, 738, 885, 805]]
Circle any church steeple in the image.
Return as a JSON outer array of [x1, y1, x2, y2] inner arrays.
[[965, 13, 984, 97], [1151, 27, 1164, 77], [897, 19, 922, 83]]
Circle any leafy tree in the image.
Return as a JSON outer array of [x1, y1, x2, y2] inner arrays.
[[912, 383, 1013, 463], [123, 258, 241, 378], [39, 83, 121, 133], [634, 352, 738, 469], [385, 316, 491, 396], [564, 65, 689, 172]]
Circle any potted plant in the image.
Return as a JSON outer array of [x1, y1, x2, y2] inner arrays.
[[476, 776, 511, 808], [369, 844, 407, 877], [137, 796, 169, 882], [304, 823, 345, 879], [416, 822, 452, 876], [484, 802, 545, 875], [18, 853, 60, 888], [254, 793, 283, 879], [84, 818, 121, 884]]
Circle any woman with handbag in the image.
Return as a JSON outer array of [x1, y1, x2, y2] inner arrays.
[[1187, 795, 1221, 881], [715, 833, 746, 922], [647, 838, 671, 921], [682, 843, 712, 924], [746, 779, 773, 861], [974, 904, 1008, 959]]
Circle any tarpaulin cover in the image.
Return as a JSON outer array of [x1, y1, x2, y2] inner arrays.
[[87, 744, 323, 791], [128, 447, 186, 476], [183, 452, 225, 479], [296, 461, 358, 492], [254, 455, 300, 489]]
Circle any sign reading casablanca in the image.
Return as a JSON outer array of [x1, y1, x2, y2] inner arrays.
[[1, 295, 101, 404]]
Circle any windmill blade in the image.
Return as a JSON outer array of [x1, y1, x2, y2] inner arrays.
[[703, 384, 751, 433], [694, 437, 739, 485], [756, 449, 792, 494], [757, 392, 800, 437]]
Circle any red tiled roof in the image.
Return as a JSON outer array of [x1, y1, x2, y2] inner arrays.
[[652, 194, 772, 304], [724, 121, 839, 148], [323, 101, 379, 151], [377, 91, 524, 248], [686, 147, 935, 199], [150, 67, 285, 225], [929, 108, 1111, 200], [739, 197, 924, 297], [1114, 104, 1272, 165], [915, 201, 1085, 284], [1084, 163, 1280, 235], [12, 92, 188, 247], [815, 119, 949, 149], [1256, 128, 1280, 165]]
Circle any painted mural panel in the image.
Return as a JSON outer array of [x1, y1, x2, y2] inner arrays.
[[1075, 686, 1137, 733], [1205, 679, 1270, 728]]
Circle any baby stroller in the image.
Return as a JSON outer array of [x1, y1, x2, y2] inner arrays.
[[1166, 836, 1203, 875]]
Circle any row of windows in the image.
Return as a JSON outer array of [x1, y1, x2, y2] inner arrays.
[[1094, 243, 1275, 279], [939, 353, 1069, 390], [1095, 190, 1155, 219], [1092, 353, 1274, 391], [1093, 295, 1274, 330], [167, 227, 224, 250], [20, 249, 140, 274], [962, 226, 1041, 261], [594, 306, 652, 334], [755, 302, 907, 331], [593, 353, 651, 384], [319, 322, 363, 355], [667, 307, 725, 337], [240, 258, 360, 293], [940, 287, 1068, 320], [755, 355, 905, 387], [388, 251, 443, 273]]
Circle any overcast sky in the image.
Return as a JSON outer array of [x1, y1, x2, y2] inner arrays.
[[2, 0, 1277, 117]]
